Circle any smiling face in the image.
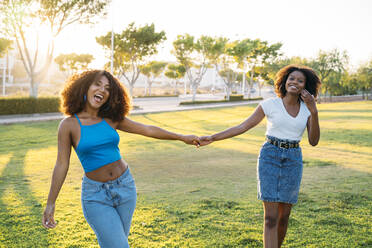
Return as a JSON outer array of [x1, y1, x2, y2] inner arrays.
[[86, 75, 110, 109], [285, 70, 306, 95]]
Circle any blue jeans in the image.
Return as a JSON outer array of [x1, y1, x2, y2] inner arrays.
[[81, 168, 137, 248]]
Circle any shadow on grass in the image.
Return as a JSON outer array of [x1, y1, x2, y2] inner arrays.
[[0, 150, 49, 247], [0, 122, 58, 247], [303, 159, 336, 167]]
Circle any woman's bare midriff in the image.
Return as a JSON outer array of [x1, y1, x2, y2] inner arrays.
[[85, 159, 128, 182]]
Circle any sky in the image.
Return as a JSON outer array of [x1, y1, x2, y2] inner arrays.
[[51, 0, 372, 69]]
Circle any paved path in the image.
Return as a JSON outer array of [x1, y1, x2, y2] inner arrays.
[[0, 99, 261, 125]]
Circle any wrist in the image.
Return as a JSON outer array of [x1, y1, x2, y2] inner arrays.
[[178, 134, 186, 142]]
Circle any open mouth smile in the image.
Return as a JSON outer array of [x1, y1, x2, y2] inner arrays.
[[94, 94, 104, 103], [288, 84, 299, 90]]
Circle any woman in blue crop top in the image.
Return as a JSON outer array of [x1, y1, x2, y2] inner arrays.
[[42, 70, 200, 248], [198, 65, 321, 248]]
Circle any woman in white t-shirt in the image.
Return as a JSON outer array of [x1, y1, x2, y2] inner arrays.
[[199, 65, 321, 247]]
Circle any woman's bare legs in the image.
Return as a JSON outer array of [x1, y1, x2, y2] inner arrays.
[[263, 201, 292, 248], [263, 202, 279, 248], [277, 203, 292, 247]]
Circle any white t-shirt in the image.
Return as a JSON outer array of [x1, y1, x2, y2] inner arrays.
[[259, 97, 311, 141]]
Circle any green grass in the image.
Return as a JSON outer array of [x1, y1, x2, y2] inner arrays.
[[0, 101, 371, 247]]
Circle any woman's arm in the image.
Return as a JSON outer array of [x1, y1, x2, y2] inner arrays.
[[306, 112, 320, 146], [301, 89, 320, 146], [42, 118, 72, 228], [199, 105, 265, 146], [116, 117, 200, 145]]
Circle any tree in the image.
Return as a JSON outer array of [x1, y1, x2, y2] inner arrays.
[[172, 34, 216, 101], [54, 53, 94, 76], [140, 61, 167, 96], [349, 60, 372, 99], [0, 38, 13, 57], [256, 42, 282, 96], [96, 23, 166, 97], [312, 49, 349, 99], [164, 64, 186, 95], [216, 46, 240, 100], [0, 0, 109, 97], [227, 39, 252, 96], [252, 65, 269, 97], [242, 39, 282, 98], [0, 37, 14, 95], [219, 68, 240, 100], [205, 36, 229, 84], [264, 56, 314, 85]]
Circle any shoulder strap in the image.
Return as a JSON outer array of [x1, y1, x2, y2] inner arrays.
[[74, 114, 82, 126]]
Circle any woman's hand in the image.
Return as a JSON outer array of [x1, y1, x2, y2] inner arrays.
[[42, 204, 57, 229], [199, 135, 214, 146], [181, 135, 201, 147], [301, 89, 317, 114]]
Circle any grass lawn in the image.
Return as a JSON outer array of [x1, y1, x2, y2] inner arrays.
[[0, 101, 371, 247]]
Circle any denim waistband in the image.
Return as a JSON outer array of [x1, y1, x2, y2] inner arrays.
[[82, 167, 130, 186], [266, 135, 300, 144]]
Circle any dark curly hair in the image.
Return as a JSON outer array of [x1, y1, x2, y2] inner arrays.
[[60, 70, 131, 122], [274, 64, 321, 99]]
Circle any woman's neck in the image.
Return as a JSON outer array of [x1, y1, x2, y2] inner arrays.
[[81, 105, 100, 118]]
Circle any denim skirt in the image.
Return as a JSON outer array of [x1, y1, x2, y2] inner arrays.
[[257, 136, 303, 204]]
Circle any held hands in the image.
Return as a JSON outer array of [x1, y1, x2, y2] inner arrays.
[[181, 135, 201, 147], [199, 135, 214, 147], [42, 204, 57, 229], [301, 89, 318, 114], [180, 135, 214, 147]]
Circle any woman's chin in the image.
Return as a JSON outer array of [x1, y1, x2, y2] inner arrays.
[[286, 90, 300, 96]]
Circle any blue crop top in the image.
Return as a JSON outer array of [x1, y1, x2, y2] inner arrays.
[[74, 114, 122, 173]]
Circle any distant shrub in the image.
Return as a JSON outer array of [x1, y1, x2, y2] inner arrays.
[[134, 94, 179, 98], [0, 97, 60, 115], [179, 97, 263, 105], [226, 94, 244, 101]]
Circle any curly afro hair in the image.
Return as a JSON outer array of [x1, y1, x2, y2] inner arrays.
[[274, 64, 321, 99], [60, 70, 131, 122]]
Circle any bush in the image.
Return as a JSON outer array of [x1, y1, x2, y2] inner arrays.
[[226, 94, 243, 101], [0, 97, 60, 115], [179, 97, 263, 105], [134, 94, 179, 98]]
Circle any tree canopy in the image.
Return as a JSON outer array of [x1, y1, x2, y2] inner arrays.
[[54, 53, 94, 74], [172, 34, 220, 101], [96, 22, 166, 96], [0, 0, 110, 97], [140, 61, 167, 96], [0, 38, 13, 57]]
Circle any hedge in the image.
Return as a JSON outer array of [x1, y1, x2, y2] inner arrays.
[[179, 96, 263, 105], [225, 94, 244, 101], [0, 97, 60, 115], [134, 94, 179, 98]]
